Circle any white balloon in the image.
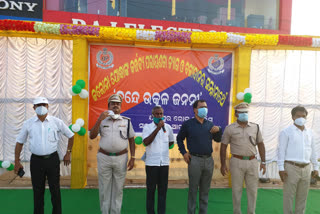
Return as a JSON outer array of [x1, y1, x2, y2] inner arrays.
[[79, 89, 89, 99], [76, 118, 85, 127], [69, 87, 77, 96], [244, 88, 252, 94], [1, 161, 10, 169], [71, 124, 81, 132], [236, 92, 244, 100]]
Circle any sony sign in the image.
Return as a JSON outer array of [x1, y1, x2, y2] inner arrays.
[[0, 0, 42, 20], [0, 0, 38, 12]]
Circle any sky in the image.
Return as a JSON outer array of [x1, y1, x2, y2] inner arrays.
[[291, 0, 320, 36]]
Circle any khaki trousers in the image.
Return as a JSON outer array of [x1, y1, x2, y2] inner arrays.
[[283, 162, 311, 214], [230, 157, 259, 214], [97, 152, 128, 214]]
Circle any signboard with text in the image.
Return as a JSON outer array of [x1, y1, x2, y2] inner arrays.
[[0, 0, 43, 21], [89, 45, 233, 133], [43, 10, 291, 34]]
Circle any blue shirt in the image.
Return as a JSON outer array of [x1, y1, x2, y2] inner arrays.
[[177, 118, 222, 155]]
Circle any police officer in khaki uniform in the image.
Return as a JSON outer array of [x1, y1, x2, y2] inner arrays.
[[220, 102, 266, 214], [90, 94, 136, 214]]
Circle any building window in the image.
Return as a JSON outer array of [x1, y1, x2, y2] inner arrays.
[[45, 0, 280, 30]]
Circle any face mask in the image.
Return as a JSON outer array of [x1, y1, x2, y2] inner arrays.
[[197, 108, 208, 118], [238, 113, 248, 122], [153, 117, 164, 124], [111, 114, 120, 120], [295, 117, 306, 126], [35, 106, 48, 116]]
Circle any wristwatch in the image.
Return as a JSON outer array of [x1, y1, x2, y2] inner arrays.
[[261, 162, 266, 165], [67, 149, 72, 153]]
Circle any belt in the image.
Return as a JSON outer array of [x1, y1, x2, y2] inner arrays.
[[32, 151, 57, 159], [233, 154, 256, 160], [190, 153, 211, 158], [285, 161, 309, 168], [99, 148, 128, 156]]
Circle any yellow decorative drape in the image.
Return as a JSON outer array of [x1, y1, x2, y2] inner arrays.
[[71, 38, 89, 189]]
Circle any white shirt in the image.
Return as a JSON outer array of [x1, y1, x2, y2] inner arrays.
[[16, 115, 74, 156], [142, 122, 174, 166], [277, 125, 319, 171]]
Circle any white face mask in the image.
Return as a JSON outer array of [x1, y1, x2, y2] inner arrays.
[[294, 117, 306, 126], [35, 106, 48, 116]]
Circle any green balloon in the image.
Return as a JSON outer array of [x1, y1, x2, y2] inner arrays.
[[135, 136, 143, 145], [7, 164, 14, 171], [69, 125, 73, 132], [72, 85, 82, 94], [169, 143, 174, 149], [0, 161, 2, 168], [76, 80, 86, 89], [243, 93, 252, 103], [78, 127, 87, 136]]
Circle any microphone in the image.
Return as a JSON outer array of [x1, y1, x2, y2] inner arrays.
[[162, 126, 166, 133], [160, 119, 166, 133]]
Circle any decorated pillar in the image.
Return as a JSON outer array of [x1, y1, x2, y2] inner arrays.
[[71, 38, 89, 188]]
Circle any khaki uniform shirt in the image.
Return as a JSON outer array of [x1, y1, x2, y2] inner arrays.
[[99, 115, 135, 153], [221, 122, 263, 156]]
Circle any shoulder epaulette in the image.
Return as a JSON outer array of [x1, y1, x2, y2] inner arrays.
[[122, 116, 131, 120]]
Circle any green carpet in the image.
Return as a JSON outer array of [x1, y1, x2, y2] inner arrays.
[[1, 188, 320, 214]]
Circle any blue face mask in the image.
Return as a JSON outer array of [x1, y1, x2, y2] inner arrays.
[[153, 117, 164, 124], [197, 108, 208, 118], [238, 113, 248, 122]]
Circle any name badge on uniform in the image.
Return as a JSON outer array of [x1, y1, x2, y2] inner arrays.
[[103, 125, 109, 128], [119, 125, 126, 127]]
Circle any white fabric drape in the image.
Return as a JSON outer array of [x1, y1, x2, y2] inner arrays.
[[0, 37, 73, 176], [250, 50, 320, 178]]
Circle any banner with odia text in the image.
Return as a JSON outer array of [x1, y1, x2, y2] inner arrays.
[[89, 45, 233, 133]]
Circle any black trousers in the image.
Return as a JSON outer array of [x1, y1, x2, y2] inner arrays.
[[146, 165, 169, 214], [30, 152, 61, 214]]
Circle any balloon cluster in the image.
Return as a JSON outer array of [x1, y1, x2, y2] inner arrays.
[[69, 79, 89, 99], [134, 136, 143, 145], [69, 118, 86, 136], [0, 161, 14, 171], [236, 88, 252, 104]]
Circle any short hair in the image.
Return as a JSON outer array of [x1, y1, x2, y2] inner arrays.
[[152, 105, 163, 115], [193, 100, 206, 109], [291, 106, 308, 117]]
